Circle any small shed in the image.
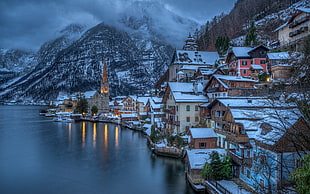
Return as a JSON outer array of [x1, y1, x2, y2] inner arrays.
[[189, 128, 217, 149]]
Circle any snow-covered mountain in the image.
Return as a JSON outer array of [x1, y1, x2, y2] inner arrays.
[[0, 1, 199, 103]]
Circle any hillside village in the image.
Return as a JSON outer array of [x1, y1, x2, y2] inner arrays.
[[44, 6, 310, 194]]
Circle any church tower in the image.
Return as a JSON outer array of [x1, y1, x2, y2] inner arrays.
[[182, 33, 198, 51], [99, 58, 110, 113], [100, 58, 109, 95]]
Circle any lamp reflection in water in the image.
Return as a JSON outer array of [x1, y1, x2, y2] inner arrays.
[[115, 126, 119, 148], [104, 124, 108, 152], [68, 122, 72, 143], [93, 123, 97, 148], [82, 122, 86, 148]]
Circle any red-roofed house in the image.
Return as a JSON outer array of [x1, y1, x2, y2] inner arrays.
[[226, 45, 269, 78]]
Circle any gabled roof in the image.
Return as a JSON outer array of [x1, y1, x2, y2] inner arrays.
[[190, 128, 217, 139], [208, 97, 296, 109], [168, 82, 203, 93], [174, 50, 219, 65], [173, 92, 208, 103], [267, 52, 290, 60], [227, 45, 269, 58], [204, 75, 255, 91], [84, 91, 97, 99], [187, 149, 226, 169]]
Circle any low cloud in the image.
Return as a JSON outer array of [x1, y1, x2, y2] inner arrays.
[[0, 0, 235, 51]]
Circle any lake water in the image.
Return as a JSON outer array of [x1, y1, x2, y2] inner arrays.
[[0, 106, 195, 194]]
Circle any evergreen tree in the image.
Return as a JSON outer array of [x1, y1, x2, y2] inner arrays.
[[91, 105, 98, 115], [201, 151, 232, 180], [244, 21, 258, 47], [215, 36, 230, 56], [75, 97, 88, 114], [209, 151, 223, 180], [290, 154, 310, 194]]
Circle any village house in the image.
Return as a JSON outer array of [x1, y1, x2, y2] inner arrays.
[[109, 96, 126, 116], [225, 45, 269, 79], [145, 97, 164, 128], [266, 52, 292, 82], [274, 7, 310, 50], [203, 74, 256, 101], [185, 149, 226, 189], [121, 95, 138, 112], [189, 128, 217, 149], [204, 96, 308, 192], [195, 67, 224, 82], [162, 82, 208, 134]]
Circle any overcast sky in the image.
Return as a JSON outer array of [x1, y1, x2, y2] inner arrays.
[[0, 0, 236, 51]]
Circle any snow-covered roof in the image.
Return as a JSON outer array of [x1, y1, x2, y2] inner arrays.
[[231, 47, 252, 57], [273, 22, 289, 32], [168, 82, 204, 93], [84, 91, 97, 99], [251, 65, 264, 70], [190, 128, 217, 139], [187, 149, 226, 169], [215, 97, 296, 109], [120, 113, 138, 118], [137, 96, 150, 105], [214, 75, 255, 82], [173, 92, 207, 103], [267, 52, 290, 60], [210, 75, 255, 90], [297, 7, 310, 13], [175, 50, 219, 65], [181, 65, 200, 71]]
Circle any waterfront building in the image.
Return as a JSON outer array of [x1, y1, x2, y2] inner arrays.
[[204, 96, 308, 192], [162, 82, 208, 134]]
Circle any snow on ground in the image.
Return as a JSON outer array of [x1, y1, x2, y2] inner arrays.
[[217, 180, 252, 194]]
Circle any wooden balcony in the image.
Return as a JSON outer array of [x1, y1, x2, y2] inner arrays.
[[164, 109, 176, 115], [163, 118, 180, 126], [227, 149, 252, 168], [214, 128, 249, 143], [225, 132, 249, 143]]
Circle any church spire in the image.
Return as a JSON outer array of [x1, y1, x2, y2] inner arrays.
[[100, 58, 109, 94]]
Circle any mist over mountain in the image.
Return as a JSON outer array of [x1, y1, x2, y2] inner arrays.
[[0, 1, 199, 103]]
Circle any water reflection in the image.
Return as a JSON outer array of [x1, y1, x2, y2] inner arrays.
[[93, 123, 97, 148], [115, 126, 119, 148], [68, 122, 72, 143], [0, 106, 195, 194], [82, 122, 86, 148], [104, 124, 108, 152]]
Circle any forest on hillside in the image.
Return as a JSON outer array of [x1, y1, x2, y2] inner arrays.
[[196, 0, 302, 51]]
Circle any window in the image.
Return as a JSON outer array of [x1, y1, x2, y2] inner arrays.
[[195, 117, 199, 122], [243, 70, 247, 74], [247, 169, 251, 179], [242, 61, 247, 66], [186, 117, 190, 122], [186, 105, 190, 111], [260, 60, 266, 64], [260, 179, 264, 188], [199, 142, 206, 148], [195, 105, 198, 111]]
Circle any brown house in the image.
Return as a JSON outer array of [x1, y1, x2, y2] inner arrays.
[[203, 75, 256, 101], [189, 128, 217, 149]]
